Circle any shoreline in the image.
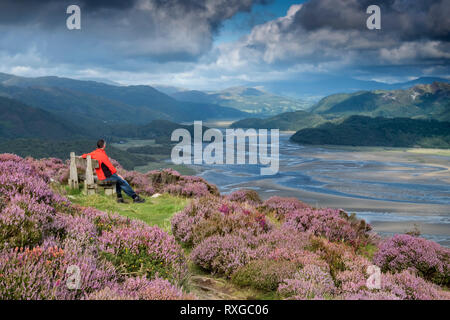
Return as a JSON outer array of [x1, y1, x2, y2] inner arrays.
[[217, 177, 450, 246], [189, 142, 450, 246]]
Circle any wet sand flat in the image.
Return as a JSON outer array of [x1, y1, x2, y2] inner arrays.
[[192, 135, 450, 245]]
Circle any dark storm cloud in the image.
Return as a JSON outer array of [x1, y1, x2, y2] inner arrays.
[[295, 0, 450, 41], [0, 0, 271, 66], [0, 0, 137, 13], [0, 0, 269, 29], [0, 0, 138, 26], [231, 0, 450, 68]]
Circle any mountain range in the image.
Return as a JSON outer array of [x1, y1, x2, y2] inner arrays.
[[167, 86, 312, 116], [0, 96, 83, 140], [0, 73, 248, 131], [232, 82, 450, 131], [230, 82, 450, 148], [256, 76, 450, 99], [1, 71, 449, 150], [310, 82, 450, 121]]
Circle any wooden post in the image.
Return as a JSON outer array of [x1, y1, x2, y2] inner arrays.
[[84, 155, 96, 195], [104, 187, 114, 196], [69, 152, 79, 189]]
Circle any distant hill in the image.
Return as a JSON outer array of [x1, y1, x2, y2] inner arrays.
[[104, 120, 207, 141], [171, 86, 311, 116], [152, 85, 187, 96], [0, 96, 84, 140], [0, 91, 211, 159], [309, 82, 450, 121], [259, 76, 450, 99], [231, 82, 450, 135], [0, 73, 248, 127], [225, 82, 450, 140], [290, 116, 450, 148], [230, 110, 325, 131], [393, 77, 450, 90]]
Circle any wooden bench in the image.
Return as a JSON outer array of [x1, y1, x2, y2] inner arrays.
[[68, 152, 116, 196]]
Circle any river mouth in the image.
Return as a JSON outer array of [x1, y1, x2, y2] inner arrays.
[[188, 134, 450, 246]]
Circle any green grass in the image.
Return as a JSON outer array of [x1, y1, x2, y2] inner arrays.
[[185, 262, 280, 300], [357, 243, 378, 260], [68, 188, 188, 232]]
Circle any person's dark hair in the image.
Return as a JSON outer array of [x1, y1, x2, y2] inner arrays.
[[97, 139, 105, 149]]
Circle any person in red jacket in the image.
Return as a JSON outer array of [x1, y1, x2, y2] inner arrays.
[[82, 139, 145, 203]]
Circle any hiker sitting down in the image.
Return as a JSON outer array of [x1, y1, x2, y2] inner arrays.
[[82, 139, 145, 203]]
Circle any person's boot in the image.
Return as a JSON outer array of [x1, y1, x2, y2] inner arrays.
[[133, 195, 145, 203], [117, 197, 125, 203]]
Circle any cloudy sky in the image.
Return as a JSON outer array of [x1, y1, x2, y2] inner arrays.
[[0, 0, 449, 91]]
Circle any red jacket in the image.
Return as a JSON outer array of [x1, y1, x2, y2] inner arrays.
[[82, 148, 117, 180]]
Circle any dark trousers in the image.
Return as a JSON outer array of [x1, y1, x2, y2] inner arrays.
[[104, 173, 136, 198]]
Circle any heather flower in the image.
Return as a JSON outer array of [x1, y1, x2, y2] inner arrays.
[[342, 270, 449, 300], [52, 212, 98, 244], [87, 276, 195, 300], [164, 182, 210, 197], [85, 286, 134, 300], [0, 193, 57, 249], [278, 265, 337, 300], [0, 241, 117, 300], [119, 276, 194, 300], [171, 196, 271, 247], [252, 226, 329, 267], [190, 234, 256, 277], [120, 170, 155, 196], [259, 196, 310, 220], [283, 208, 373, 247], [380, 270, 446, 300], [26, 157, 67, 183], [81, 206, 133, 233], [98, 224, 187, 283], [191, 207, 269, 245], [218, 203, 230, 215], [0, 156, 67, 205], [225, 189, 262, 206], [0, 153, 22, 162], [342, 290, 400, 300], [374, 234, 450, 286], [231, 259, 301, 292], [132, 168, 219, 198], [0, 154, 193, 299]]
